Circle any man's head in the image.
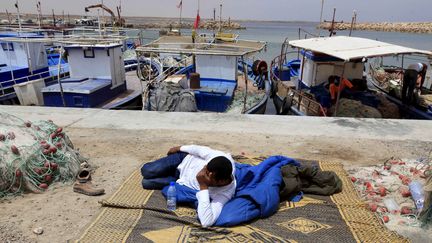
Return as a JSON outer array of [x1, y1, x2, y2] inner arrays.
[[202, 156, 233, 187]]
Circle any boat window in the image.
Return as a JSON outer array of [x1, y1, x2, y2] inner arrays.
[[83, 48, 95, 58], [1, 42, 14, 51]]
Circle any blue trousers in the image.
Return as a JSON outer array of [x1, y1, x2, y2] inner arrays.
[[141, 152, 187, 190]]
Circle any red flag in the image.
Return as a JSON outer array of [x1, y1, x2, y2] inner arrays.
[[193, 12, 200, 29], [176, 0, 182, 8]]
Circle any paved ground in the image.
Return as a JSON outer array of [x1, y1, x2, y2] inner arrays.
[[0, 106, 430, 242]]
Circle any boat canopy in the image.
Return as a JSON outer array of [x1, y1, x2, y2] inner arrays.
[[289, 36, 432, 61], [136, 36, 266, 56]]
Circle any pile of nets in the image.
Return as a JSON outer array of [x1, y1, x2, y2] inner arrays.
[[226, 90, 265, 114], [376, 93, 401, 119], [372, 67, 403, 92], [0, 113, 84, 197], [330, 98, 382, 118], [348, 157, 431, 229]]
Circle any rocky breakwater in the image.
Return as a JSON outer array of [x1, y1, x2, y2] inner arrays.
[[318, 22, 432, 34], [135, 20, 245, 30]]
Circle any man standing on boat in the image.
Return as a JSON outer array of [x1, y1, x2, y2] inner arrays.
[[402, 63, 428, 105], [141, 145, 236, 227], [328, 75, 354, 103]]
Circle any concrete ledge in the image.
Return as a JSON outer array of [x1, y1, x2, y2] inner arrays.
[[1, 105, 431, 142]]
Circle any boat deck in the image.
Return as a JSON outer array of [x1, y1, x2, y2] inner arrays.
[[99, 71, 143, 109]]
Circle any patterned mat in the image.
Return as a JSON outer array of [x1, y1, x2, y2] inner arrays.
[[77, 156, 408, 243]]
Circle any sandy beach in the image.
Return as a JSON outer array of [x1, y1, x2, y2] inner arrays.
[[0, 107, 431, 242]]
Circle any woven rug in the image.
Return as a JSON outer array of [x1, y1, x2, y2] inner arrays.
[[77, 156, 409, 243]]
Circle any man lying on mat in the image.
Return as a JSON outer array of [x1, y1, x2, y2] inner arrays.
[[141, 145, 236, 227]]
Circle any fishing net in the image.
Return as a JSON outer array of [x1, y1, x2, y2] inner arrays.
[[226, 90, 265, 114], [0, 113, 84, 197], [376, 93, 401, 119], [348, 156, 431, 229], [330, 98, 382, 118], [420, 175, 432, 224], [371, 67, 403, 93]]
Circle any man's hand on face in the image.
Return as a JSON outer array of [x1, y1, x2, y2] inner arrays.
[[167, 146, 181, 155], [196, 168, 210, 190]]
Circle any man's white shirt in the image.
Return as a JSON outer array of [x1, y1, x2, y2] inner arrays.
[[177, 145, 236, 227]]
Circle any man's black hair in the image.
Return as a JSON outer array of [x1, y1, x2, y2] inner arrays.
[[207, 156, 232, 182]]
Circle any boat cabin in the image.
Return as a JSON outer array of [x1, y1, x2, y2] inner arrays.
[[137, 36, 266, 112], [42, 43, 126, 107], [298, 50, 364, 89], [290, 36, 432, 88], [272, 36, 432, 118], [0, 33, 50, 99]]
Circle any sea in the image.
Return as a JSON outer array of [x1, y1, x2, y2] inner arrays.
[[127, 21, 432, 65]]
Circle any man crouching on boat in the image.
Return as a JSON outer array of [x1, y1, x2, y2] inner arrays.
[[402, 63, 428, 105], [141, 145, 236, 227]]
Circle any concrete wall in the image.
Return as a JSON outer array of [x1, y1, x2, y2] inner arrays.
[[2, 106, 431, 143]]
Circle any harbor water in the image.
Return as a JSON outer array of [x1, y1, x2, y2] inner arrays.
[[128, 21, 432, 64]]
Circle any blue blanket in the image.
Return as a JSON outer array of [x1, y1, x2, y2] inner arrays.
[[162, 155, 300, 226]]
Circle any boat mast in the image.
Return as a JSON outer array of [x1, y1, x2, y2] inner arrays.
[[37, 1, 42, 29], [219, 4, 222, 33], [6, 9, 12, 26], [213, 8, 216, 36], [52, 9, 56, 27], [101, 0, 105, 28], [15, 0, 22, 31], [329, 8, 336, 36], [97, 9, 102, 37], [323, 8, 342, 37], [56, 46, 67, 107], [349, 10, 357, 36], [179, 0, 183, 31], [318, 0, 324, 37]]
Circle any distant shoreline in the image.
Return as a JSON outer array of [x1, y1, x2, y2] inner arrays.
[[0, 12, 318, 24], [318, 22, 432, 34], [1, 12, 431, 33]]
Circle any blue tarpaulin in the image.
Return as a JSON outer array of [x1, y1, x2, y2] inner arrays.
[[162, 155, 301, 226]]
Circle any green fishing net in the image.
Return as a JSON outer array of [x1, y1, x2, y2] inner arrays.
[[0, 113, 84, 197]]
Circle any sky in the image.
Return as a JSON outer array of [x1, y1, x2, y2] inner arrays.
[[0, 0, 431, 23]]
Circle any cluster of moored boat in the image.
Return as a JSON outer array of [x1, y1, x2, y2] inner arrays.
[[0, 26, 431, 119]]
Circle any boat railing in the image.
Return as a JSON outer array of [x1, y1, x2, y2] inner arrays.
[[287, 87, 326, 116], [270, 51, 327, 117], [270, 50, 299, 82], [139, 55, 193, 84], [0, 65, 69, 97]]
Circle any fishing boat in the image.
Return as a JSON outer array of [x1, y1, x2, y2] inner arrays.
[[0, 22, 147, 106], [135, 35, 270, 114], [0, 32, 69, 105], [41, 39, 142, 109], [270, 36, 432, 119]]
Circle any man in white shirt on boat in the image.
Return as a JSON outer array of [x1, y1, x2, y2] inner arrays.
[[402, 63, 428, 105], [141, 145, 236, 227]]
